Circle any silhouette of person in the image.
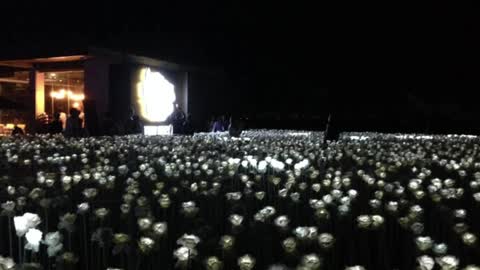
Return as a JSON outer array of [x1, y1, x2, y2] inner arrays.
[[228, 116, 242, 137], [168, 104, 186, 134], [102, 112, 118, 136], [49, 112, 63, 134], [64, 108, 84, 137], [183, 114, 194, 135], [125, 108, 143, 135], [36, 112, 50, 134], [11, 119, 24, 136], [212, 116, 226, 132]]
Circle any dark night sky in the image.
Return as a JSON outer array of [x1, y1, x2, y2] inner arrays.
[[2, 1, 480, 133]]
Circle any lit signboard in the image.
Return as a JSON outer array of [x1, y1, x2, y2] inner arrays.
[[144, 125, 173, 136]]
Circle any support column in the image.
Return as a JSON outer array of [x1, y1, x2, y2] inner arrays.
[[27, 70, 38, 134], [84, 58, 110, 136], [34, 72, 45, 117]]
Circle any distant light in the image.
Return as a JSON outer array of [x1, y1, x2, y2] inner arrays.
[[50, 73, 56, 78], [55, 90, 66, 99], [70, 93, 85, 101], [72, 102, 80, 108], [136, 68, 176, 122], [50, 89, 84, 100]]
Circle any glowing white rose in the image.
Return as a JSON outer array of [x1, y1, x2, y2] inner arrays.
[[25, 228, 43, 252], [0, 256, 15, 270], [14, 213, 41, 237], [258, 161, 268, 174], [23, 213, 41, 228], [14, 216, 29, 237]]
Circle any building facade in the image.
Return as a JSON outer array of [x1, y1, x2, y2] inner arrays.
[[0, 47, 189, 135]]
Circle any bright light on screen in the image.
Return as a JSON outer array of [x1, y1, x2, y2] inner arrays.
[[137, 68, 176, 122]]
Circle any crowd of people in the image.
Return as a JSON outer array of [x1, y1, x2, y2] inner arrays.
[[32, 109, 88, 138], [208, 115, 246, 137], [29, 106, 191, 138], [0, 131, 478, 269], [11, 103, 252, 138], [167, 105, 193, 135]]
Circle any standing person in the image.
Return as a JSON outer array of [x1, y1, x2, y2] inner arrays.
[[227, 116, 234, 131], [222, 115, 229, 131], [49, 112, 63, 134], [36, 112, 50, 134], [59, 112, 67, 130], [207, 116, 215, 132], [11, 119, 24, 136], [182, 114, 194, 135], [125, 108, 143, 135], [169, 104, 186, 134], [211, 116, 226, 132], [64, 108, 84, 138], [228, 116, 242, 137], [102, 112, 118, 136]]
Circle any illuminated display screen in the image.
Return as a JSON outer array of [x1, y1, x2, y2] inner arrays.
[[136, 68, 176, 122], [144, 125, 173, 136]]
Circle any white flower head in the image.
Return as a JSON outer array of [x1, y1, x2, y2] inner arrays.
[[25, 228, 43, 252], [301, 253, 322, 270], [44, 231, 62, 246], [294, 226, 318, 240], [177, 234, 200, 249], [1, 201, 16, 215], [152, 222, 168, 237], [14, 213, 41, 237], [435, 256, 459, 270], [229, 214, 244, 227], [137, 218, 153, 231], [259, 206, 276, 218], [345, 266, 366, 270], [0, 256, 15, 270], [43, 232, 63, 257], [356, 215, 371, 229], [433, 243, 448, 255], [318, 233, 335, 249], [225, 192, 242, 201], [462, 232, 477, 246], [138, 237, 155, 254], [417, 255, 434, 270], [238, 254, 256, 270], [77, 202, 90, 214], [181, 201, 198, 216], [174, 246, 197, 262], [258, 160, 268, 174], [274, 215, 290, 229], [415, 236, 433, 251], [23, 212, 41, 228]]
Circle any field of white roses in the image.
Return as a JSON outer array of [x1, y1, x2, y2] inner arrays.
[[0, 131, 479, 270]]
